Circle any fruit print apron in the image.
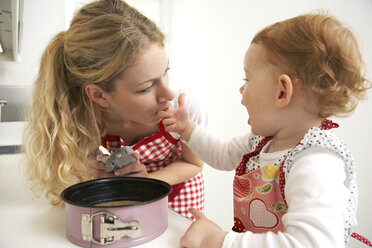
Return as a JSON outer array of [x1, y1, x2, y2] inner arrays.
[[233, 136, 287, 233], [101, 121, 204, 220], [232, 120, 339, 233], [232, 120, 372, 247]]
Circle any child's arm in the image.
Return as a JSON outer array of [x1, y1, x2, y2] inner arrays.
[[180, 149, 348, 248], [158, 94, 250, 171]]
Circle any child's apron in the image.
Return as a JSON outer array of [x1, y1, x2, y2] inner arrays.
[[232, 120, 372, 246], [232, 120, 339, 233], [233, 136, 287, 233]]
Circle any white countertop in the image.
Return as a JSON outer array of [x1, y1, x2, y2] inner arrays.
[[0, 154, 192, 248]]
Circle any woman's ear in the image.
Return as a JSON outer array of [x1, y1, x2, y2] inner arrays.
[[275, 74, 293, 108], [84, 84, 110, 108]]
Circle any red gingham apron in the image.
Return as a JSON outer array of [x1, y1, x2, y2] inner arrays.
[[101, 121, 204, 220]]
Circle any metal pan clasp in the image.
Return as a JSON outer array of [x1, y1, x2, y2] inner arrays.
[[81, 212, 141, 245]]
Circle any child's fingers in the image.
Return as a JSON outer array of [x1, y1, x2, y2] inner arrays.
[[157, 110, 170, 118], [163, 123, 177, 133], [162, 118, 176, 126], [188, 207, 205, 220], [178, 93, 186, 108]]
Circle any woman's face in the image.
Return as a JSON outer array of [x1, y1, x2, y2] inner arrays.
[[105, 43, 174, 126]]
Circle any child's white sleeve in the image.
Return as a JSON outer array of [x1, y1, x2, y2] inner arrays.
[[185, 124, 251, 171], [222, 148, 348, 247]]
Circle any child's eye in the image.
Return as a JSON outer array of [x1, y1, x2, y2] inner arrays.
[[243, 78, 249, 83], [163, 66, 170, 76]]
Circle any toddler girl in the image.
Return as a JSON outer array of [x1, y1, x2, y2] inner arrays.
[[159, 12, 371, 247]]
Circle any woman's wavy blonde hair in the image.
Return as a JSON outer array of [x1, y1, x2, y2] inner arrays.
[[252, 11, 371, 118], [22, 0, 165, 206]]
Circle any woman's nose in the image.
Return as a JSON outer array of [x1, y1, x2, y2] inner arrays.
[[158, 81, 175, 103]]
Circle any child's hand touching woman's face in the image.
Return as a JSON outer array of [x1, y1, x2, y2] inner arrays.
[[158, 93, 196, 141]]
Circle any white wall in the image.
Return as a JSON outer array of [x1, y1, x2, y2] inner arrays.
[[1, 0, 371, 246], [168, 0, 372, 246]]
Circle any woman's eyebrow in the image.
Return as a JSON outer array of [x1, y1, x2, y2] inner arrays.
[[136, 60, 170, 85]]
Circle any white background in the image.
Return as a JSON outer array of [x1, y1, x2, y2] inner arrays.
[[0, 0, 371, 246], [167, 1, 372, 246]]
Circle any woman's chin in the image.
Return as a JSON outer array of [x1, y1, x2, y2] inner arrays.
[[148, 115, 162, 125]]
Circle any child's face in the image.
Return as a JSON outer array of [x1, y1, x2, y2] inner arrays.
[[104, 43, 174, 126], [240, 43, 279, 136]]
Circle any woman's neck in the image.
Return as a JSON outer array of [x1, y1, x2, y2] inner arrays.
[[99, 111, 159, 146]]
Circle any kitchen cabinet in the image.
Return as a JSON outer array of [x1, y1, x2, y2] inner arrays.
[[0, 0, 23, 62], [0, 154, 192, 247]]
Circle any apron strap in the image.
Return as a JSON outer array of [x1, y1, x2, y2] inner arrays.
[[168, 182, 187, 202], [235, 136, 273, 176], [351, 233, 372, 247], [281, 120, 371, 246], [279, 157, 288, 206], [279, 119, 340, 205]]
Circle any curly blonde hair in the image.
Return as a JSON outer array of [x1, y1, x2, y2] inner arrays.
[[252, 12, 371, 118], [23, 0, 165, 205]]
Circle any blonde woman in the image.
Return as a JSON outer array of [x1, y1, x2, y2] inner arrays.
[[23, 0, 206, 220]]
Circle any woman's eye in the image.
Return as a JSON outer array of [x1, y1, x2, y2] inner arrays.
[[138, 83, 153, 93], [243, 78, 249, 83]]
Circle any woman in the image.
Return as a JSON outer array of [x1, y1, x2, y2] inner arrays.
[[23, 0, 206, 220]]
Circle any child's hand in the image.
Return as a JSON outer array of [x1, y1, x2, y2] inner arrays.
[[180, 208, 228, 248], [158, 93, 195, 141]]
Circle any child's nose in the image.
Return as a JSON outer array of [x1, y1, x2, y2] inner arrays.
[[239, 84, 245, 95]]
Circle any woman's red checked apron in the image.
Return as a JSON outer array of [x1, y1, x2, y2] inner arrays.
[[101, 121, 204, 220]]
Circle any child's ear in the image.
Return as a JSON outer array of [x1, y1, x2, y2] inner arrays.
[[275, 74, 293, 108], [84, 84, 110, 108]]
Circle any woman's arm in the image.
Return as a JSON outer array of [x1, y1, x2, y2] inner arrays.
[[105, 142, 202, 185], [147, 143, 203, 185]]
